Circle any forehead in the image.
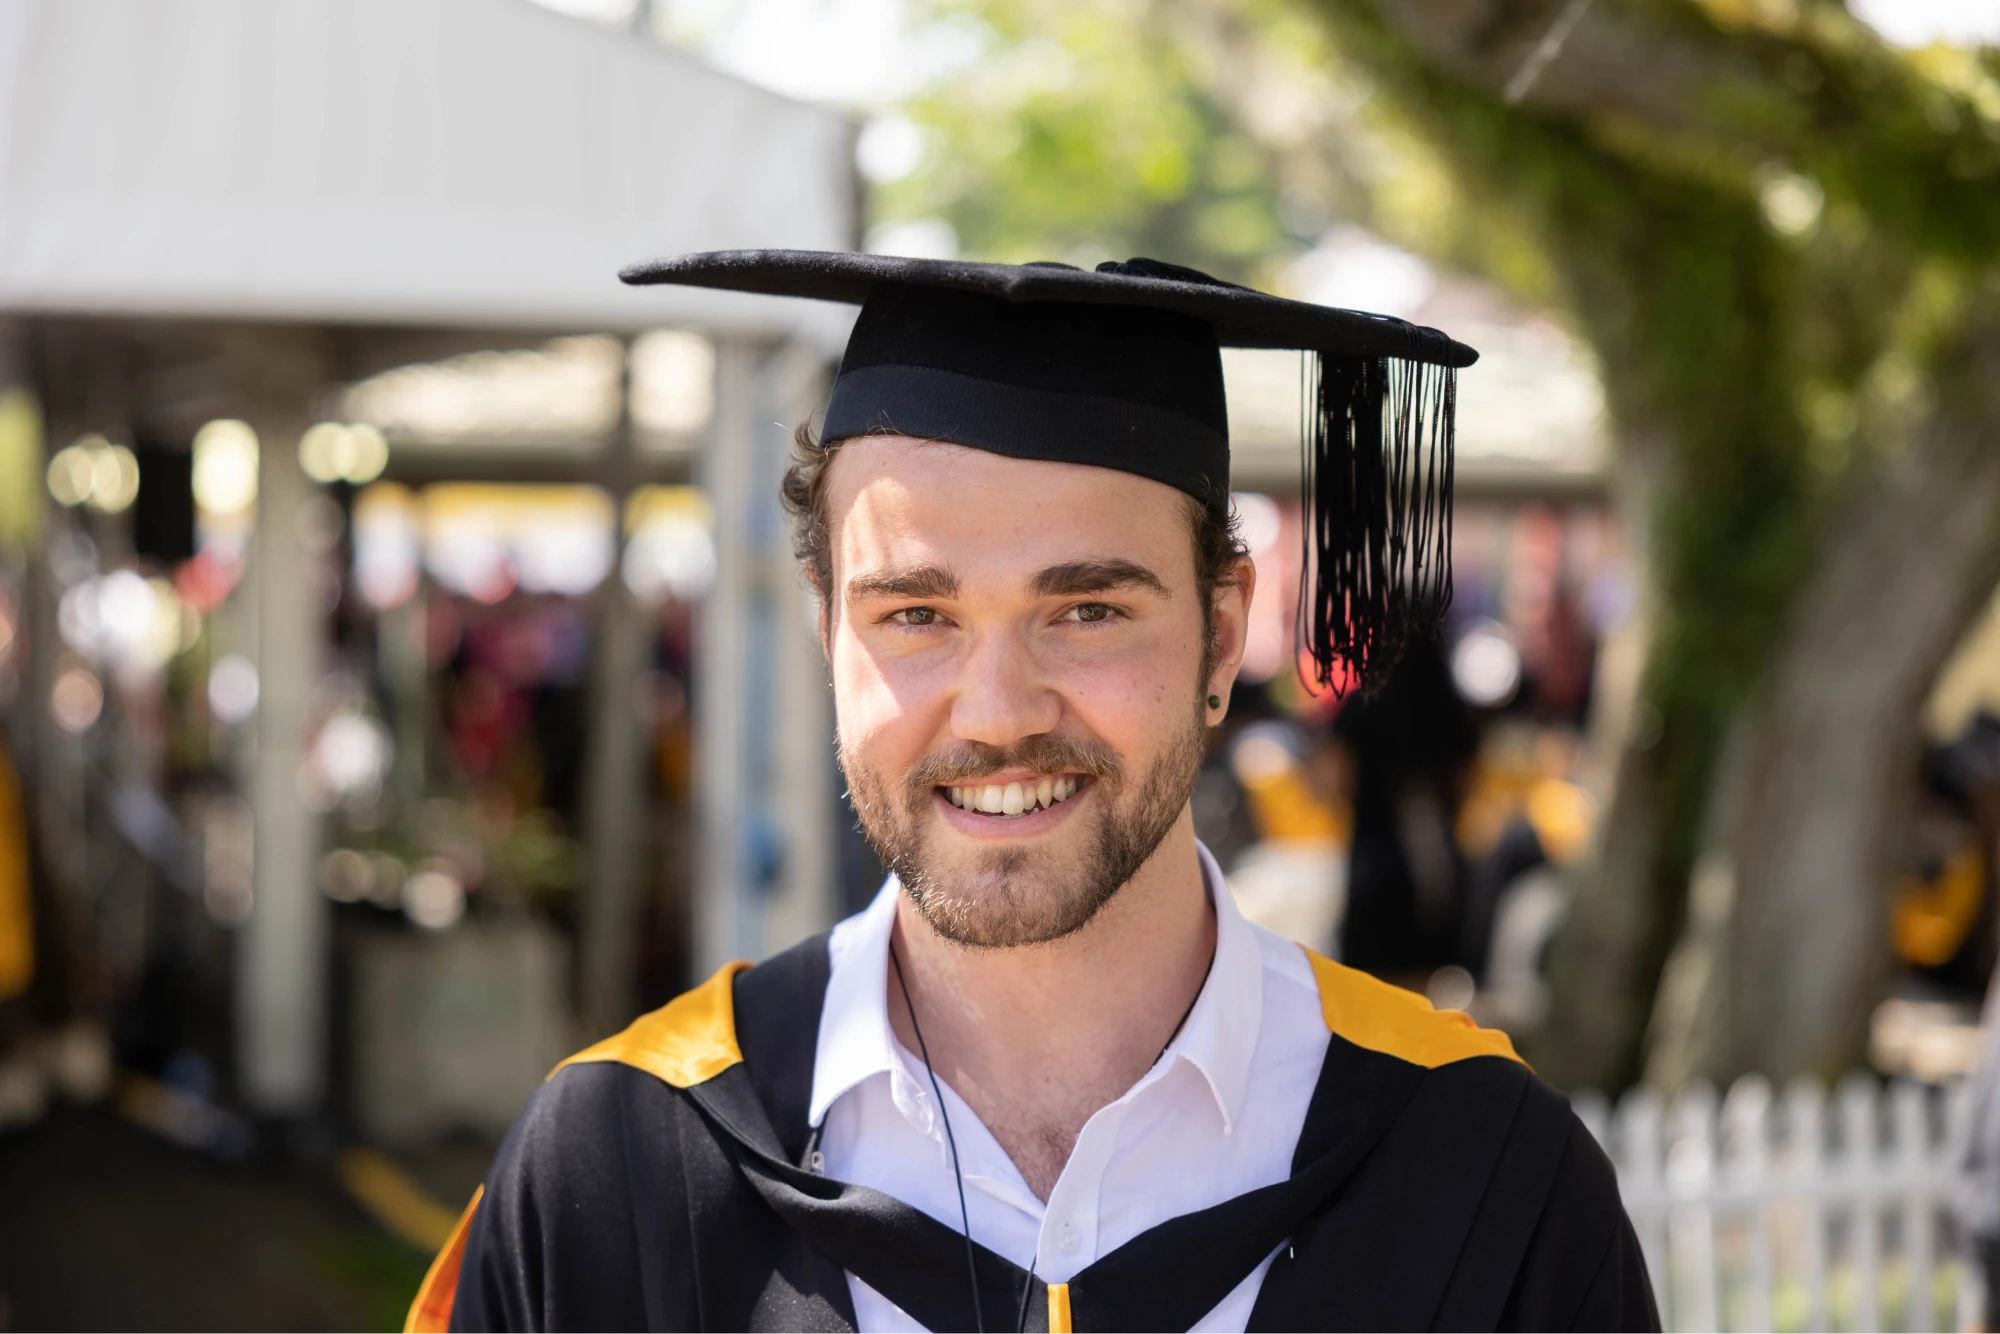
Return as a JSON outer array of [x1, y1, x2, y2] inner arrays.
[[823, 436, 1192, 581]]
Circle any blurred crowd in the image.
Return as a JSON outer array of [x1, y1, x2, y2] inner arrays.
[[1201, 499, 1614, 1046]]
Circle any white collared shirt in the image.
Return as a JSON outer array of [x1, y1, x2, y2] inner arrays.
[[810, 843, 1331, 1332]]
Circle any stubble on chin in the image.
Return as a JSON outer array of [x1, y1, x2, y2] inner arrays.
[[838, 712, 1208, 950]]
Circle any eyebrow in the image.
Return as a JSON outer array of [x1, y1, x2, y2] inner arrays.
[[843, 558, 1171, 607], [1030, 559, 1170, 600], [845, 564, 959, 605]]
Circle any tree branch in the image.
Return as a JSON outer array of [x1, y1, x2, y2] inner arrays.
[[1363, 0, 2000, 260], [1373, 0, 1769, 136]]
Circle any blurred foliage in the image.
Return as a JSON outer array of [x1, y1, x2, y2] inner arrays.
[[875, 0, 1569, 295], [878, 0, 1329, 281], [881, 0, 2000, 1084]]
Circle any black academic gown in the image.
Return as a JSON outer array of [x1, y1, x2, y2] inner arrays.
[[409, 935, 1658, 1333]]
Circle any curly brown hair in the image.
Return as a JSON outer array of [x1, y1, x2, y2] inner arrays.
[[780, 425, 1249, 682]]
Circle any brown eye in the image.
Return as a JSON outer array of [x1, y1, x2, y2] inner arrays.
[[1069, 603, 1113, 623], [901, 607, 937, 626]]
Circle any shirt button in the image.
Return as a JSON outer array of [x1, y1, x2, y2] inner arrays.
[[1056, 1224, 1081, 1255]]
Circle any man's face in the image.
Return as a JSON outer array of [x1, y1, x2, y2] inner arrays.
[[824, 436, 1249, 949]]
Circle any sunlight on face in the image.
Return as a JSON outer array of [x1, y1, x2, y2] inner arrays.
[[824, 437, 1246, 947]]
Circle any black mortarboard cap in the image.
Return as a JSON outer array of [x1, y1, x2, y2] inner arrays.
[[621, 249, 1477, 695]]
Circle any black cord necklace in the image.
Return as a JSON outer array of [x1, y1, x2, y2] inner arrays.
[[890, 938, 1215, 1334], [891, 947, 993, 1333]]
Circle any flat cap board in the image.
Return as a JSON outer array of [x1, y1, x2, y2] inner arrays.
[[621, 250, 1478, 368]]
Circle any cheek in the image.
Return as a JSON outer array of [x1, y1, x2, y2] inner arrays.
[[830, 629, 944, 762], [1042, 618, 1204, 744]]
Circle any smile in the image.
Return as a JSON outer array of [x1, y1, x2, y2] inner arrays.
[[940, 776, 1084, 819]]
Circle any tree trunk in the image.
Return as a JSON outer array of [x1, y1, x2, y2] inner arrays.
[[1532, 716, 1674, 1089], [1706, 317, 2000, 1081], [1527, 453, 1675, 1092]]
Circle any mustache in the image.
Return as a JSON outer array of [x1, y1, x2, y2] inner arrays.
[[903, 734, 1121, 793]]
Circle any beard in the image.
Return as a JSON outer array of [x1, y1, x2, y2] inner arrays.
[[840, 701, 1209, 949]]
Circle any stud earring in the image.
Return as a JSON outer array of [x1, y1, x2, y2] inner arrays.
[[1208, 694, 1222, 710]]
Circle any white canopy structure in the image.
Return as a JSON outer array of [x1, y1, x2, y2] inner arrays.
[[0, 0, 856, 343], [0, 0, 857, 1119]]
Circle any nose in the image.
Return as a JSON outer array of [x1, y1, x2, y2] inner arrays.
[[948, 626, 1060, 748]]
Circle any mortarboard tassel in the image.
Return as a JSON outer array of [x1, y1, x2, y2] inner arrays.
[[1297, 331, 1457, 697]]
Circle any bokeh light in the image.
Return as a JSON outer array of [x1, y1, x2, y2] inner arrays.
[[49, 661, 104, 733], [191, 420, 260, 515], [55, 570, 187, 670], [318, 848, 375, 904], [299, 422, 390, 485], [1451, 621, 1524, 709], [352, 483, 422, 610], [206, 654, 260, 725], [629, 331, 717, 437], [404, 862, 466, 931], [623, 486, 717, 604], [300, 709, 395, 812], [46, 435, 141, 514]]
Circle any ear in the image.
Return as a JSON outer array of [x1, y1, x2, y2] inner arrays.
[[1205, 554, 1256, 723]]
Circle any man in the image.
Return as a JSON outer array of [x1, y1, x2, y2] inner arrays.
[[409, 252, 1657, 1332]]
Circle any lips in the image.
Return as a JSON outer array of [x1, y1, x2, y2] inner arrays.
[[940, 776, 1082, 818]]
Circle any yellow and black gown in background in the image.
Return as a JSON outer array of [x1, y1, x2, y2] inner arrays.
[[408, 937, 1658, 1333], [0, 739, 33, 1005]]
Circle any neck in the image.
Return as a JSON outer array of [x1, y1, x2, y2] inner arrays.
[[887, 810, 1216, 1201]]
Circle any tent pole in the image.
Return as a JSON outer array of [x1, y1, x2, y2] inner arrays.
[[693, 336, 836, 980], [235, 328, 330, 1120], [580, 338, 644, 1038]]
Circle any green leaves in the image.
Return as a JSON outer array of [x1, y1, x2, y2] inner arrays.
[[876, 0, 1322, 280]]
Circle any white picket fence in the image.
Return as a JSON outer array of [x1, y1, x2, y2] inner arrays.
[[1573, 1076, 1978, 1333]]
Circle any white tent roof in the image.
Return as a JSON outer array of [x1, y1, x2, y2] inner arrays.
[[0, 0, 857, 341]]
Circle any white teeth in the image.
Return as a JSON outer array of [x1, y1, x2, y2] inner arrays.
[[949, 776, 1084, 816]]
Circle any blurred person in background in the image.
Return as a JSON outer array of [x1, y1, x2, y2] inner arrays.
[[0, 731, 36, 1124], [0, 728, 112, 1134], [409, 250, 1655, 1333], [1330, 633, 1478, 989], [1874, 716, 2000, 1084], [1892, 718, 2000, 1003], [1208, 690, 1352, 960], [1939, 724, 2000, 1328]]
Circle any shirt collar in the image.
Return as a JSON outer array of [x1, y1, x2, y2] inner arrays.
[[809, 878, 905, 1128], [807, 841, 1264, 1135], [1163, 841, 1263, 1135]]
